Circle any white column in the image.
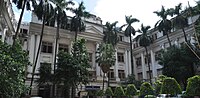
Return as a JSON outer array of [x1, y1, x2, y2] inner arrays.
[[133, 56, 138, 79], [141, 52, 147, 80], [1, 28, 7, 42], [28, 34, 35, 74], [35, 35, 41, 73], [128, 50, 132, 75], [125, 50, 128, 77], [114, 49, 120, 81], [150, 50, 157, 78]]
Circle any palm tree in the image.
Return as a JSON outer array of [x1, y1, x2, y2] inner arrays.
[[136, 24, 152, 84], [12, 0, 33, 45], [70, 1, 90, 41], [171, 3, 189, 43], [121, 15, 139, 75], [154, 6, 172, 47], [29, 0, 55, 95], [103, 21, 119, 46]]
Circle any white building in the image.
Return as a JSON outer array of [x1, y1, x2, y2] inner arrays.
[[132, 15, 199, 82], [24, 13, 132, 96], [0, 0, 15, 43]]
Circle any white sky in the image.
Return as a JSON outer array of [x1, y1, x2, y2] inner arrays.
[[93, 0, 196, 30], [13, 0, 197, 30]]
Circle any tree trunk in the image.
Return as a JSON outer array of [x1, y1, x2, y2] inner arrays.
[[52, 15, 60, 97], [107, 71, 110, 88], [71, 87, 75, 98], [102, 73, 105, 90], [129, 34, 134, 74], [29, 14, 46, 95], [182, 28, 188, 43], [165, 31, 172, 47], [145, 47, 152, 84], [13, 0, 27, 46]]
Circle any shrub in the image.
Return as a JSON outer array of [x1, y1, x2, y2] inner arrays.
[[114, 86, 125, 96], [186, 75, 200, 96], [96, 89, 104, 96], [87, 90, 97, 96], [125, 84, 137, 97], [104, 87, 113, 96], [154, 75, 167, 95], [139, 82, 154, 97], [160, 77, 181, 96]]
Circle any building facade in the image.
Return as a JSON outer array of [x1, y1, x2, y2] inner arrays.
[[23, 13, 132, 96], [0, 0, 15, 43], [132, 15, 200, 82]]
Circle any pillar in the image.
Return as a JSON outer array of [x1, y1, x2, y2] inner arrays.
[[125, 49, 128, 77], [114, 49, 120, 81], [141, 52, 147, 80], [95, 43, 101, 79], [150, 50, 157, 78]]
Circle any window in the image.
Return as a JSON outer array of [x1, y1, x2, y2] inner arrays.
[[145, 54, 151, 64], [59, 44, 68, 52], [20, 29, 28, 35], [42, 42, 53, 53], [119, 36, 123, 41], [108, 69, 114, 80], [155, 50, 162, 61], [154, 33, 157, 39], [136, 57, 142, 66], [117, 53, 124, 62], [138, 72, 143, 80], [118, 70, 125, 80], [88, 53, 93, 62]]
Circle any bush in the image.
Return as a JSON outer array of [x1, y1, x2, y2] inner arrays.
[[114, 86, 125, 96], [186, 75, 200, 96], [104, 87, 113, 96], [154, 75, 167, 95], [160, 77, 182, 96], [125, 84, 137, 97], [139, 82, 154, 97], [96, 89, 104, 96], [144, 95, 156, 98]]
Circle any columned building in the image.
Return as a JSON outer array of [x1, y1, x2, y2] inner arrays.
[[0, 0, 15, 43], [132, 15, 199, 82], [24, 13, 131, 96]]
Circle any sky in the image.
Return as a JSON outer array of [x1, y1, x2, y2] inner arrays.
[[13, 0, 197, 30]]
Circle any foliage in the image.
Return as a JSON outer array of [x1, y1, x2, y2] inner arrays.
[[0, 41, 30, 98], [186, 75, 200, 96], [114, 86, 125, 96], [104, 87, 114, 96], [160, 77, 182, 95], [125, 84, 137, 97], [96, 43, 116, 73], [87, 90, 97, 96], [154, 75, 167, 95], [136, 24, 152, 47], [56, 38, 90, 97], [158, 45, 197, 88], [103, 21, 119, 46], [123, 74, 143, 89], [12, 0, 32, 10], [139, 82, 154, 97], [36, 63, 52, 86], [96, 90, 104, 96]]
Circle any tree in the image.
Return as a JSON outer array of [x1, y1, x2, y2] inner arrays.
[[0, 41, 29, 98], [136, 24, 152, 84], [96, 43, 116, 90], [103, 21, 119, 46], [154, 6, 173, 47], [158, 45, 197, 89], [12, 0, 33, 45], [160, 77, 182, 96], [49, 0, 74, 96], [171, 3, 189, 42], [122, 15, 140, 75], [36, 63, 52, 98], [70, 1, 90, 41], [29, 0, 55, 94]]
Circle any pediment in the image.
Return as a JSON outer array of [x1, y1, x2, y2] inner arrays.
[[85, 26, 103, 36]]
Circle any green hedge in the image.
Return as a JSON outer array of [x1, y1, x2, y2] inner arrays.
[[139, 82, 154, 96], [186, 75, 200, 96], [104, 87, 113, 96], [160, 77, 181, 95], [125, 84, 137, 97], [96, 89, 104, 96], [144, 95, 156, 98], [114, 86, 125, 96]]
